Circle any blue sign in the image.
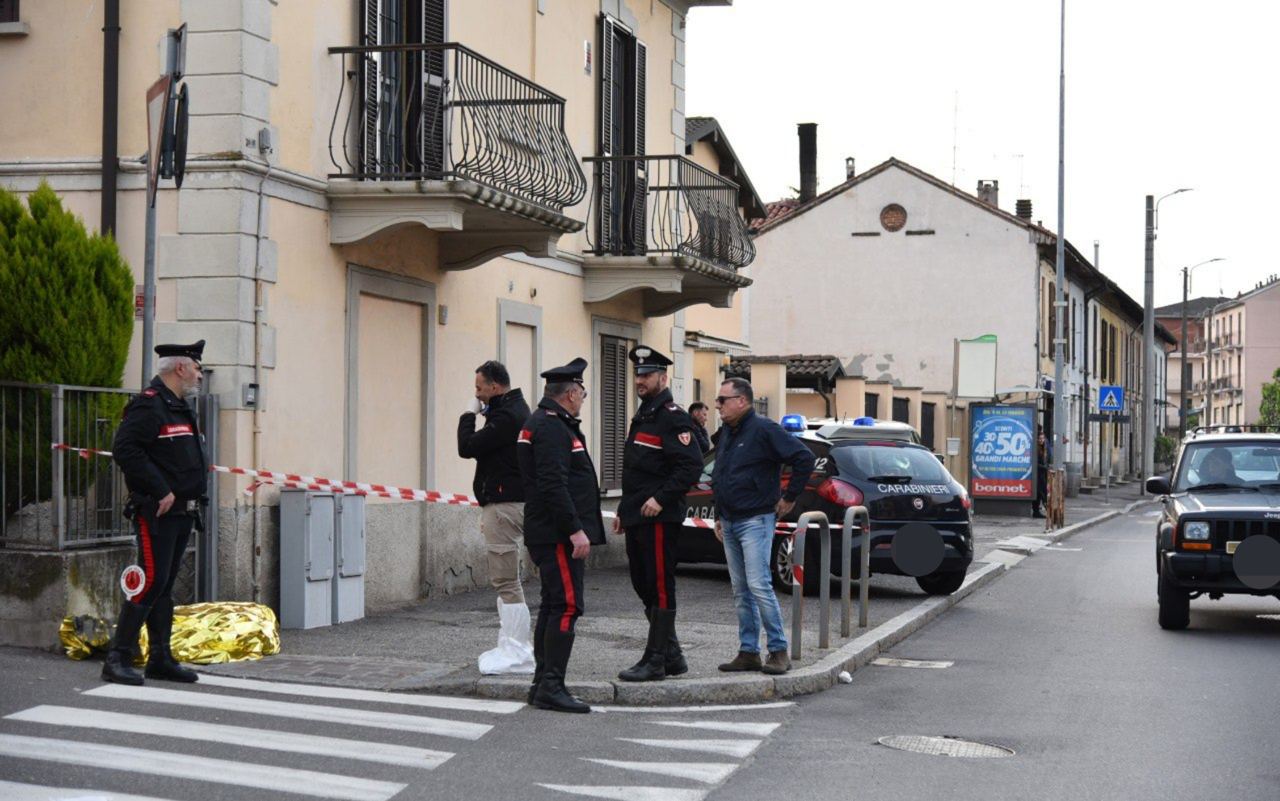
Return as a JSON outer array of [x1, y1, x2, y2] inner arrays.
[[1098, 385, 1124, 412], [969, 404, 1036, 499]]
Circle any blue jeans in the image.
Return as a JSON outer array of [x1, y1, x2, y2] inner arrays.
[[722, 513, 788, 654]]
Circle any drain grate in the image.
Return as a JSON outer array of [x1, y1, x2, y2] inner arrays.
[[877, 735, 1015, 758]]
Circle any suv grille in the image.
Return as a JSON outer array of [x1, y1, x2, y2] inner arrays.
[[1211, 520, 1280, 545]]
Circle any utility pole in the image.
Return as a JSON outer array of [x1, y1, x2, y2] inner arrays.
[[1052, 0, 1067, 471], [1142, 196, 1155, 486]]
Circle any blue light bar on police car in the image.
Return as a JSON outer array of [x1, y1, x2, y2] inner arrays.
[[853, 416, 875, 426], [781, 414, 806, 433]]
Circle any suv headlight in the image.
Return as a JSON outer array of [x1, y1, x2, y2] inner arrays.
[[1182, 521, 1211, 541]]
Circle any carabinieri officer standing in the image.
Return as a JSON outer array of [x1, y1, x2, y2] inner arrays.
[[102, 341, 208, 685], [518, 358, 606, 712], [613, 346, 703, 682]]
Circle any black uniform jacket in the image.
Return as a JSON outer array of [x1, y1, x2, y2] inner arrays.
[[112, 377, 208, 505], [517, 397, 606, 547], [617, 388, 704, 527], [457, 388, 530, 505]]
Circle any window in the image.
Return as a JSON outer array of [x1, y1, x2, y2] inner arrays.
[[921, 402, 936, 451], [598, 15, 647, 255], [598, 334, 630, 491], [892, 397, 910, 424], [864, 393, 879, 418], [0, 1, 18, 23]]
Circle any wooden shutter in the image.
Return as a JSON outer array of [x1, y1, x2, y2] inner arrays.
[[864, 394, 878, 418], [629, 39, 647, 254], [421, 0, 446, 177], [921, 402, 936, 451], [361, 0, 381, 176], [598, 16, 618, 253], [599, 335, 629, 490], [892, 397, 910, 424]]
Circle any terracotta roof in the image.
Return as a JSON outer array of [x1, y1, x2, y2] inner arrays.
[[1154, 297, 1230, 318], [727, 354, 846, 389], [748, 198, 802, 233], [684, 116, 767, 219]]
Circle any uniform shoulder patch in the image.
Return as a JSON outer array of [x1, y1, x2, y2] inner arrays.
[[141, 388, 158, 397], [665, 402, 683, 412]]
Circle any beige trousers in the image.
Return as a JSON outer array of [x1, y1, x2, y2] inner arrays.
[[482, 502, 526, 604]]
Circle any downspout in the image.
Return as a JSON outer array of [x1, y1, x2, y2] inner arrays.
[[250, 156, 272, 604], [100, 0, 120, 237]]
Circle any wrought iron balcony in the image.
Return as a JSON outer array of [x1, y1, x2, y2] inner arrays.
[[584, 155, 755, 272], [325, 43, 585, 267]]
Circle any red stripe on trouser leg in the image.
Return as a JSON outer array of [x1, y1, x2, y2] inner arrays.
[[556, 543, 577, 633], [139, 515, 156, 591], [655, 522, 668, 610]]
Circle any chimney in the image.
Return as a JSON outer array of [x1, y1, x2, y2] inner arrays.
[[976, 179, 999, 208], [845, 157, 856, 180], [1016, 199, 1032, 220], [798, 123, 817, 202]]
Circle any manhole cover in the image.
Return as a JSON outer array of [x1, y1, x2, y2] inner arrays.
[[877, 735, 1015, 758]]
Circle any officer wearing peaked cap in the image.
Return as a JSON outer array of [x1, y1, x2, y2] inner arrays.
[[613, 345, 703, 682], [103, 341, 209, 686], [517, 357, 605, 712]]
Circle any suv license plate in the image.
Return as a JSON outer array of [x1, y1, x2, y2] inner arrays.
[[1226, 541, 1241, 555]]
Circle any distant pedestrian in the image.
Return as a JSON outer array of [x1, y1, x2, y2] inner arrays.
[[104, 341, 208, 686], [688, 402, 712, 453], [457, 360, 533, 674], [613, 346, 704, 682], [1033, 430, 1048, 519], [711, 377, 815, 675], [517, 358, 605, 713]]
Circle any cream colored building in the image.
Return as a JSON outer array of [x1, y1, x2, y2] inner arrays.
[[1204, 277, 1280, 426], [0, 0, 758, 611]]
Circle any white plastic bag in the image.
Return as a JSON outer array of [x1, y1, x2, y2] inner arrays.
[[478, 599, 535, 675]]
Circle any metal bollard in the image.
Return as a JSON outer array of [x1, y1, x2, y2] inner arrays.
[[790, 510, 831, 660], [840, 506, 871, 636]]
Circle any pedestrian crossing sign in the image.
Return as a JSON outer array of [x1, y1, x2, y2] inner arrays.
[[1099, 385, 1124, 412]]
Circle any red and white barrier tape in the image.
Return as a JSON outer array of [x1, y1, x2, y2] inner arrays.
[[52, 443, 836, 530]]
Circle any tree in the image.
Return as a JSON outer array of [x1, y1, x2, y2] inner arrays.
[[1, 183, 134, 520], [1259, 368, 1280, 428]]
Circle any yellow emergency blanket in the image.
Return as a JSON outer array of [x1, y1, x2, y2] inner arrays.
[[60, 602, 281, 665]]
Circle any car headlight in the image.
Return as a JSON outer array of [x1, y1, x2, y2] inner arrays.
[[1182, 521, 1211, 541]]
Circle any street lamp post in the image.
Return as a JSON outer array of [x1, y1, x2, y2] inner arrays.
[[1143, 188, 1191, 485], [1179, 257, 1225, 438]]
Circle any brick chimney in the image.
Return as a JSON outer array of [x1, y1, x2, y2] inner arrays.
[[977, 180, 998, 208]]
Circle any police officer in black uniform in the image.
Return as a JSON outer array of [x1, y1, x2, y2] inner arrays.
[[517, 358, 606, 712], [102, 341, 208, 685], [614, 346, 703, 682]]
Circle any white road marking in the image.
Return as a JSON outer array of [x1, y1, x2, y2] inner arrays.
[[993, 535, 1051, 554], [0, 779, 178, 801], [83, 684, 491, 740], [1042, 546, 1083, 552], [538, 785, 707, 801], [583, 758, 737, 784], [6, 705, 452, 769], [872, 657, 954, 669], [649, 720, 780, 736], [618, 738, 762, 759], [195, 673, 522, 714], [594, 701, 793, 714], [0, 734, 405, 801]]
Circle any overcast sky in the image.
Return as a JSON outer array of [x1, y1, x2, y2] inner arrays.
[[685, 0, 1279, 309]]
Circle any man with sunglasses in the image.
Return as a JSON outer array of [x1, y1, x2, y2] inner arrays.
[[711, 377, 815, 675]]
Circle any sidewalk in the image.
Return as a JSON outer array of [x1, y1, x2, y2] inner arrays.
[[201, 484, 1149, 704]]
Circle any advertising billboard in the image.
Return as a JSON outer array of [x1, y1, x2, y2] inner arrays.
[[969, 403, 1035, 499]]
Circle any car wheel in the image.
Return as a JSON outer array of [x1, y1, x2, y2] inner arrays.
[[771, 534, 820, 596], [915, 570, 966, 596], [1157, 565, 1190, 630]]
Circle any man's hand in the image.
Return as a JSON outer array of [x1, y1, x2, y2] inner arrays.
[[611, 516, 622, 534], [641, 497, 663, 517], [569, 530, 591, 559], [465, 397, 484, 415], [157, 492, 176, 516], [714, 519, 724, 543], [775, 498, 795, 518]]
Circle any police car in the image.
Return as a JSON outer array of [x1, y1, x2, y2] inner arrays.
[[680, 416, 974, 596]]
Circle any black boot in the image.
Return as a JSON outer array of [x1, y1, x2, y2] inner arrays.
[[665, 617, 689, 677], [533, 629, 590, 713], [144, 597, 198, 683], [102, 601, 149, 685], [619, 607, 655, 678], [618, 609, 675, 682]]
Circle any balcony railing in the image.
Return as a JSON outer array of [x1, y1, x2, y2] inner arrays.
[[583, 155, 755, 272], [328, 43, 586, 212]]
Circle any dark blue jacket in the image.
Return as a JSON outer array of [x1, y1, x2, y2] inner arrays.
[[711, 409, 816, 521]]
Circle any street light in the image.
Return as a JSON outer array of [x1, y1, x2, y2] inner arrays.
[[1179, 257, 1225, 438], [1143, 187, 1192, 486]]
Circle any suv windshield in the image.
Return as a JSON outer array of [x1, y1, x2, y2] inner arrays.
[[1173, 441, 1280, 491], [832, 443, 950, 483]]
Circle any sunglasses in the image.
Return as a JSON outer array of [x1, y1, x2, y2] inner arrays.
[[714, 395, 744, 405]]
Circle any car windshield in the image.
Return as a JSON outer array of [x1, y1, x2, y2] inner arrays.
[[1173, 442, 1280, 492], [831, 443, 950, 483]]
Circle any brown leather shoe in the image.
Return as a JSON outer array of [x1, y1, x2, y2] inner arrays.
[[762, 649, 791, 675], [717, 651, 763, 672]]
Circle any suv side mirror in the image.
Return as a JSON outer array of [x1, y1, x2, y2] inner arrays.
[[1145, 475, 1171, 495]]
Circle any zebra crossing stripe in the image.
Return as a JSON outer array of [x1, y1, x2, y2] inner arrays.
[[538, 785, 707, 801], [84, 684, 491, 740], [0, 734, 405, 801], [649, 720, 781, 737], [618, 738, 762, 759], [583, 758, 738, 784], [195, 673, 522, 714], [0, 779, 177, 801], [6, 705, 453, 770], [595, 701, 793, 714]]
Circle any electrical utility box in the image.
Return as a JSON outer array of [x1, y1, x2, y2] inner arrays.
[[332, 493, 366, 623], [280, 490, 335, 629]]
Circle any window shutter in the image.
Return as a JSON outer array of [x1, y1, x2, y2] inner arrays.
[[599, 335, 629, 490], [892, 397, 910, 424], [864, 394, 878, 418], [921, 402, 936, 451], [361, 0, 382, 176], [598, 16, 618, 253], [630, 39, 647, 254], [421, 0, 446, 177]]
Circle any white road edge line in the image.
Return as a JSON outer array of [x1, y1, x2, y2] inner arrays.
[[6, 705, 453, 770], [196, 673, 522, 714], [871, 657, 954, 669], [595, 701, 793, 714], [649, 720, 780, 736], [83, 683, 491, 741], [0, 733, 406, 801]]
